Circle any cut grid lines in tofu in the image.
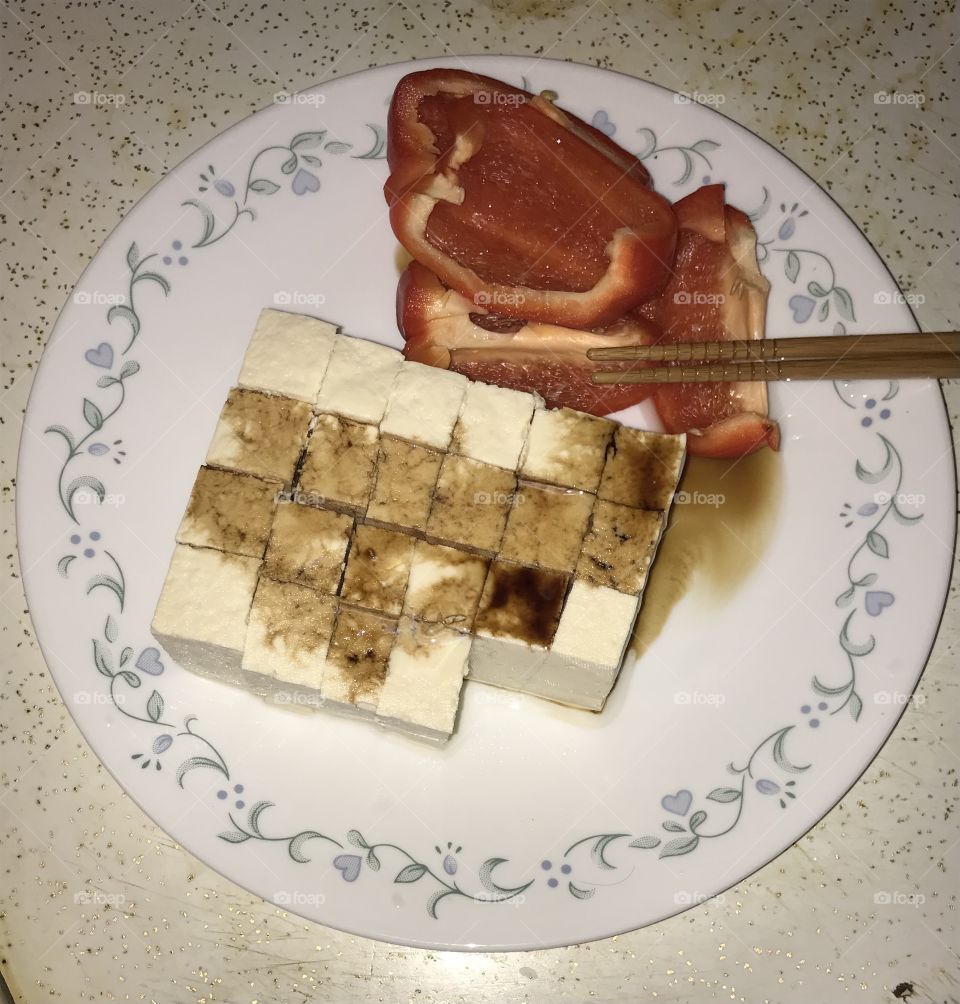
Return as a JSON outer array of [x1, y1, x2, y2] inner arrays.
[[153, 309, 687, 743]]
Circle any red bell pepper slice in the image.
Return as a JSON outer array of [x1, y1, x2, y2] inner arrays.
[[638, 185, 780, 458], [385, 69, 677, 329], [398, 261, 661, 416]]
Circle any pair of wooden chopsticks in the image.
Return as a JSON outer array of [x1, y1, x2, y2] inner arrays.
[[588, 332, 960, 383]]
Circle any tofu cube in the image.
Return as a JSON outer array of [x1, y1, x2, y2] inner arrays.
[[176, 466, 278, 559], [499, 483, 593, 573], [238, 308, 337, 402], [241, 577, 336, 710], [426, 454, 516, 555], [340, 524, 416, 617], [262, 502, 352, 593], [468, 561, 568, 692], [518, 407, 614, 493], [451, 381, 541, 471], [206, 388, 312, 484], [402, 539, 489, 632], [321, 605, 397, 717], [537, 580, 640, 710], [576, 500, 664, 594], [366, 436, 444, 534], [298, 413, 379, 514], [380, 361, 468, 450], [151, 544, 260, 686], [376, 618, 471, 743], [598, 427, 686, 511], [315, 335, 403, 423]]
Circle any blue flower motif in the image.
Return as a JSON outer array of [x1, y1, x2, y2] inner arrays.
[[199, 164, 236, 198], [755, 778, 780, 794], [590, 109, 616, 137], [435, 841, 462, 875], [291, 168, 320, 196]]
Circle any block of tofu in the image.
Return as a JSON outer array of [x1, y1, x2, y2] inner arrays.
[[376, 618, 471, 743], [241, 577, 336, 710], [499, 483, 593, 574], [237, 308, 337, 402], [468, 561, 568, 692], [262, 502, 352, 593], [366, 436, 444, 534], [451, 382, 541, 470], [535, 580, 640, 710], [577, 500, 664, 594], [206, 388, 312, 484], [518, 407, 615, 493], [176, 466, 278, 558], [380, 361, 468, 450], [340, 524, 416, 617], [315, 335, 403, 423], [402, 539, 489, 632], [321, 605, 397, 717], [298, 413, 379, 514], [426, 454, 516, 555], [151, 544, 259, 686], [598, 427, 686, 511]]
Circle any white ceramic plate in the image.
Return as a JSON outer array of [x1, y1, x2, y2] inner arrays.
[[17, 56, 955, 951]]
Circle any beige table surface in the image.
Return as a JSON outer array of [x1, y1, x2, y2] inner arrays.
[[1, 1, 958, 1001]]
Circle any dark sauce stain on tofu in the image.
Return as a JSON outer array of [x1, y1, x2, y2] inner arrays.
[[257, 579, 335, 658], [602, 427, 686, 511], [184, 467, 275, 556], [328, 607, 396, 703], [410, 546, 488, 629], [478, 563, 568, 646], [632, 448, 782, 658]]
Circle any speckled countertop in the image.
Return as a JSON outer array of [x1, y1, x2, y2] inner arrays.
[[1, 1, 958, 1001]]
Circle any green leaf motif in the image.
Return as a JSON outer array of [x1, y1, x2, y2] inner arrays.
[[86, 573, 123, 609], [219, 830, 251, 843], [833, 287, 855, 322], [688, 810, 707, 833], [118, 670, 140, 688], [817, 298, 830, 322], [300, 154, 322, 166], [891, 502, 923, 525], [107, 304, 140, 341], [247, 800, 273, 836], [146, 690, 164, 722], [569, 882, 595, 900], [807, 280, 829, 297], [772, 726, 811, 774], [324, 140, 352, 154], [811, 675, 851, 696], [835, 585, 855, 608], [119, 359, 140, 379], [176, 755, 227, 788], [93, 637, 114, 677], [785, 251, 800, 283], [394, 863, 427, 884], [66, 476, 106, 521], [135, 271, 170, 295], [675, 149, 694, 186], [291, 130, 326, 150], [707, 787, 742, 803], [83, 398, 104, 430], [105, 615, 118, 643], [882, 380, 899, 401], [590, 833, 629, 870], [855, 436, 895, 484], [119, 646, 133, 666], [854, 573, 878, 587], [628, 835, 661, 849], [353, 123, 387, 160], [289, 830, 328, 863], [126, 242, 140, 271], [660, 835, 699, 858], [635, 127, 657, 160], [96, 375, 118, 388], [347, 829, 367, 848], [690, 138, 720, 158], [866, 530, 889, 558], [57, 555, 76, 577], [45, 424, 76, 453], [249, 178, 280, 194], [849, 691, 863, 722], [280, 154, 298, 175], [833, 321, 847, 335], [366, 848, 381, 872], [478, 857, 532, 898], [662, 820, 686, 833], [427, 888, 456, 919], [183, 199, 216, 245], [839, 610, 876, 658]]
